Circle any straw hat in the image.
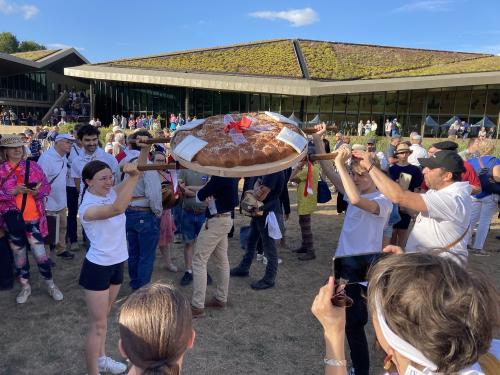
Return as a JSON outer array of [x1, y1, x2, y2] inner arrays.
[[0, 134, 26, 148], [395, 143, 412, 155]]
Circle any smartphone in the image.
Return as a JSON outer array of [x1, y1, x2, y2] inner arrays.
[[398, 172, 412, 190], [25, 182, 38, 190]]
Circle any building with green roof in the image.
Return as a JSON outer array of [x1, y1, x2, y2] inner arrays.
[[64, 39, 500, 136], [1, 48, 89, 123]]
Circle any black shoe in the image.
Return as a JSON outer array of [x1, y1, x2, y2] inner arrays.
[[47, 258, 56, 267], [230, 267, 249, 277], [251, 279, 275, 290], [207, 273, 213, 285], [180, 271, 193, 286], [298, 252, 316, 261], [56, 250, 75, 260], [292, 247, 307, 254]]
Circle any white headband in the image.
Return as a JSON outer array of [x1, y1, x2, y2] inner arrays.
[[375, 296, 439, 372]]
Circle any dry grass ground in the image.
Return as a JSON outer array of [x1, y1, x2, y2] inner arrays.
[[0, 187, 499, 375]]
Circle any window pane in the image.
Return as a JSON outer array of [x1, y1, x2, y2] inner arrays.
[[320, 95, 333, 113], [281, 95, 294, 116], [397, 91, 410, 116], [307, 96, 320, 114], [469, 86, 487, 116], [372, 92, 385, 113], [213, 91, 222, 115], [249, 94, 259, 112], [346, 94, 359, 113], [270, 94, 281, 112], [486, 85, 500, 116], [409, 90, 426, 114], [454, 88, 471, 116], [385, 92, 398, 113], [359, 93, 372, 114], [439, 88, 455, 115], [334, 94, 347, 112], [260, 94, 270, 111]]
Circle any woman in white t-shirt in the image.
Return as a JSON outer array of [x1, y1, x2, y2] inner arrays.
[[78, 138, 147, 375], [312, 252, 499, 375], [313, 125, 392, 375]]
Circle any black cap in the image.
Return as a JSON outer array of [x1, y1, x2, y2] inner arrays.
[[418, 150, 465, 173], [432, 141, 458, 151]]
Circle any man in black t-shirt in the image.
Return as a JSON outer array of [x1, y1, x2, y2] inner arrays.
[[231, 171, 285, 290]]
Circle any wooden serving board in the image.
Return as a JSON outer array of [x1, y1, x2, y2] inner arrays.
[[172, 148, 308, 177]]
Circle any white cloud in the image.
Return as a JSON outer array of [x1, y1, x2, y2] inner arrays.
[[250, 7, 319, 27], [47, 43, 85, 51], [391, 0, 453, 13], [0, 0, 39, 20]]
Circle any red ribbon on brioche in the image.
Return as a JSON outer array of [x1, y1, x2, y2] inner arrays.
[[224, 115, 253, 133]]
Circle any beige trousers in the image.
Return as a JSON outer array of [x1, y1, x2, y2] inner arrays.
[[46, 208, 67, 254], [191, 215, 233, 308]]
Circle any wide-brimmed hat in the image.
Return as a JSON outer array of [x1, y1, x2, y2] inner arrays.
[[395, 143, 412, 155], [352, 144, 366, 152], [0, 134, 26, 148]]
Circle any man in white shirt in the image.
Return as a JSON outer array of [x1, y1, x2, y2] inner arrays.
[[71, 125, 118, 196], [312, 124, 392, 375], [353, 149, 472, 259], [38, 133, 76, 259], [408, 133, 428, 167], [66, 127, 84, 250], [120, 115, 127, 129]]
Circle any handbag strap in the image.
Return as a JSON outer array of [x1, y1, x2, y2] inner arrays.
[[445, 224, 469, 250], [48, 162, 65, 185], [20, 160, 30, 214]]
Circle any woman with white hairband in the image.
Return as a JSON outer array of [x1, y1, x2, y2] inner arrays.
[[311, 252, 500, 375]]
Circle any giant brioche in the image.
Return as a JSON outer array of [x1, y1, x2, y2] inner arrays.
[[170, 112, 304, 168]]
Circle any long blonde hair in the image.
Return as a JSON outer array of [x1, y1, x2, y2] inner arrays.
[[118, 282, 193, 375]]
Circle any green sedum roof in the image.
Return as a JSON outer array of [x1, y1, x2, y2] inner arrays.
[[298, 40, 490, 80], [12, 49, 61, 61], [96, 39, 499, 81], [106, 40, 303, 78]]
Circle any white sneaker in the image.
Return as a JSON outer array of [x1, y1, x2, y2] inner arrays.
[[98, 356, 127, 374], [256, 253, 264, 262], [48, 284, 63, 301], [16, 285, 31, 304], [262, 257, 283, 265]]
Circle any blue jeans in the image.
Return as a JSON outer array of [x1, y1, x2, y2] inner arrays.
[[238, 212, 282, 284], [125, 209, 160, 290], [181, 209, 206, 243]]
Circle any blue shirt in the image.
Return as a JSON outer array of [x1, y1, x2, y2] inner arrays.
[[197, 176, 239, 218], [468, 156, 499, 199]]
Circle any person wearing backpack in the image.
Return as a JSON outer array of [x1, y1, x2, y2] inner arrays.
[[467, 140, 500, 256]]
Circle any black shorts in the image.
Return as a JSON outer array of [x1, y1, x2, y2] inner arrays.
[[79, 258, 124, 291]]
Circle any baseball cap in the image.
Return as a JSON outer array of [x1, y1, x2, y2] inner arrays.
[[432, 141, 458, 151], [418, 150, 465, 174], [391, 134, 401, 139], [351, 144, 366, 151], [55, 133, 75, 142], [367, 138, 376, 144]]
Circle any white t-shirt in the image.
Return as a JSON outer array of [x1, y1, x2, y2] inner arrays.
[[336, 191, 392, 257], [79, 189, 128, 266], [71, 147, 118, 192], [408, 144, 428, 167], [37, 147, 68, 211], [405, 182, 472, 258]]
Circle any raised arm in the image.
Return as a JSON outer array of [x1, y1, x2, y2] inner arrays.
[[83, 163, 140, 221], [312, 124, 345, 195], [352, 150, 428, 213], [335, 150, 380, 215]]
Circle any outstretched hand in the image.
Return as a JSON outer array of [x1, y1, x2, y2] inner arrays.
[[311, 277, 346, 332], [334, 148, 351, 166], [314, 123, 327, 136]]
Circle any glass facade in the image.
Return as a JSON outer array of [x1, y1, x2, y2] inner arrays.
[[0, 71, 48, 102], [93, 80, 500, 136]]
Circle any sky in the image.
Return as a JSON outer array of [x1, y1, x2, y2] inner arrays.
[[1, 0, 500, 63]]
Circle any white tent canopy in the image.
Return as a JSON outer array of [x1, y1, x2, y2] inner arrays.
[[440, 115, 461, 128], [288, 113, 303, 125], [424, 115, 439, 127], [471, 116, 496, 128], [307, 114, 321, 125]]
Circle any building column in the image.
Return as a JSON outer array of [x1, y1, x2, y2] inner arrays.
[[90, 81, 95, 120], [185, 88, 189, 119]]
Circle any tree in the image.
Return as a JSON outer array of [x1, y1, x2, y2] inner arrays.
[[18, 40, 46, 52], [0, 32, 19, 53]]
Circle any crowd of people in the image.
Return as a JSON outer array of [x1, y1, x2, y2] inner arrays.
[[0, 120, 498, 375]]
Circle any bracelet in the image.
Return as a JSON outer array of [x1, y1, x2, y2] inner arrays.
[[324, 358, 347, 367], [367, 163, 376, 173]]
